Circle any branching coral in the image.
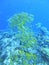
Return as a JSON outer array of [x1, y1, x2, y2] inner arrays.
[[8, 12, 37, 46], [7, 12, 38, 65], [8, 12, 34, 31]]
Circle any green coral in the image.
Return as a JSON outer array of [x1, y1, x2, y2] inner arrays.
[[8, 12, 34, 30], [8, 12, 36, 45], [8, 12, 37, 65]]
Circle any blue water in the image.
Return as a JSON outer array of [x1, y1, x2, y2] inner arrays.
[[0, 0, 49, 31], [0, 0, 49, 65]]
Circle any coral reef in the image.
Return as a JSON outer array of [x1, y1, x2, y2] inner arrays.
[[0, 12, 49, 65]]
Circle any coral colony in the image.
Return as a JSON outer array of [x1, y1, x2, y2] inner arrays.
[[0, 12, 49, 65]]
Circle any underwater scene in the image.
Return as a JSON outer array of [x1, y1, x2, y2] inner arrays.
[[0, 0, 49, 65]]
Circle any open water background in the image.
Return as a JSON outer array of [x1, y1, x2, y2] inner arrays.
[[0, 0, 49, 31]]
